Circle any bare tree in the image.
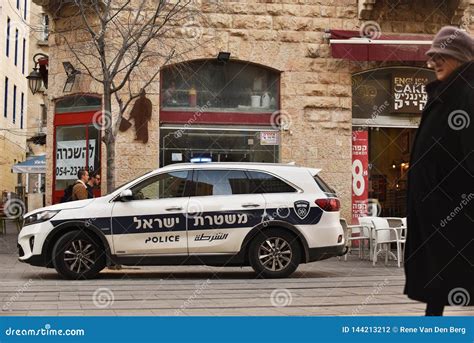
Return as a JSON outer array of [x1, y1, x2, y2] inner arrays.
[[51, 0, 204, 192]]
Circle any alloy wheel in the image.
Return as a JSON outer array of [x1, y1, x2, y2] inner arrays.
[[63, 239, 96, 274], [258, 237, 293, 271]]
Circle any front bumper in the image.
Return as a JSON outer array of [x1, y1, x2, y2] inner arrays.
[[17, 221, 54, 266]]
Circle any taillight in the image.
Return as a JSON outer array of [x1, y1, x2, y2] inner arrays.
[[315, 198, 340, 212]]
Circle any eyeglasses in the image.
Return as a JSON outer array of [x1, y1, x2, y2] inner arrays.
[[426, 54, 446, 68]]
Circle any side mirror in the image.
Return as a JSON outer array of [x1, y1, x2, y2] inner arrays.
[[119, 189, 133, 201]]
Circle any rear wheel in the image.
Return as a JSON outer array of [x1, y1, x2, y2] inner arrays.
[[52, 230, 105, 280], [249, 229, 301, 278]]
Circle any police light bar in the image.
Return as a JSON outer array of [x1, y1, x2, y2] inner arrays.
[[190, 157, 212, 163]]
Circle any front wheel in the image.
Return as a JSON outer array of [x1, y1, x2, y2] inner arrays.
[[52, 231, 105, 280], [249, 229, 301, 278]]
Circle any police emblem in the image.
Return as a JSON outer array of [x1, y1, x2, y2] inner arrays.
[[293, 200, 310, 220]]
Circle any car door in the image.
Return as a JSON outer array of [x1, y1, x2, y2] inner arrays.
[[186, 169, 266, 254], [111, 170, 191, 255]]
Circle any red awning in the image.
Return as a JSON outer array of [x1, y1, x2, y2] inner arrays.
[[329, 29, 433, 61]]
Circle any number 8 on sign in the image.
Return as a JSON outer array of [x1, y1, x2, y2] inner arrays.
[[352, 159, 365, 196]]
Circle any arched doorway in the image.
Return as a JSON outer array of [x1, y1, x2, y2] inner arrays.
[[159, 59, 281, 166], [52, 95, 102, 204]]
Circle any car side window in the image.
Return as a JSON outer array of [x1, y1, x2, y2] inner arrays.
[[247, 171, 296, 193], [131, 171, 189, 200], [192, 170, 250, 196]]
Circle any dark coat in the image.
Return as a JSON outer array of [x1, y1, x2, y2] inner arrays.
[[405, 62, 474, 306]]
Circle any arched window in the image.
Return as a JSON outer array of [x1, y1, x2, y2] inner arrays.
[[161, 59, 280, 119], [56, 95, 101, 113], [159, 60, 281, 166]]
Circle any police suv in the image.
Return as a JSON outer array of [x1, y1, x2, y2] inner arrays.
[[18, 163, 346, 279]]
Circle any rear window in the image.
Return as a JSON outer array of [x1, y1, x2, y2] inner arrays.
[[313, 174, 336, 195], [247, 171, 297, 193]]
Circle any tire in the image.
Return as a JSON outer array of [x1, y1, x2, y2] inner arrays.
[[248, 228, 301, 278], [52, 230, 106, 280]]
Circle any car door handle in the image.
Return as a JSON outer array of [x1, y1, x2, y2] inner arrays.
[[165, 206, 183, 211], [241, 203, 261, 208]]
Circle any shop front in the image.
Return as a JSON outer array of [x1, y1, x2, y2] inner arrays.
[[159, 59, 281, 166], [351, 67, 435, 222]]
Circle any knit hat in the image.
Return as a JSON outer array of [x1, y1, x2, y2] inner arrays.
[[426, 26, 474, 62]]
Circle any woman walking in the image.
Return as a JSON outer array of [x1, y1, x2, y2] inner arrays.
[[405, 26, 474, 316]]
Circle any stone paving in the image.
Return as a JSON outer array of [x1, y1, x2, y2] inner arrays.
[[1, 223, 472, 317]]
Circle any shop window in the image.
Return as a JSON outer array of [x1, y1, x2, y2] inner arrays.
[[352, 67, 435, 128], [131, 171, 189, 200], [161, 60, 279, 113], [55, 125, 100, 191], [192, 170, 249, 196], [160, 128, 279, 167], [247, 171, 296, 194]]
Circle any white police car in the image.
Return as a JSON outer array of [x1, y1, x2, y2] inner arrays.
[[18, 163, 346, 279]]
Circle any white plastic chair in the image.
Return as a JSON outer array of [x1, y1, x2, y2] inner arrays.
[[370, 217, 405, 267], [339, 218, 371, 260], [357, 216, 377, 260]]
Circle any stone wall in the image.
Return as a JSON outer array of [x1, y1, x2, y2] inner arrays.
[[43, 0, 472, 220]]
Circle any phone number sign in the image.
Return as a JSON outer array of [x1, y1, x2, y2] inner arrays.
[[56, 140, 96, 180]]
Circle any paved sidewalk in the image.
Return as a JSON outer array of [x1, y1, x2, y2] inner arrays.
[[1, 223, 472, 316]]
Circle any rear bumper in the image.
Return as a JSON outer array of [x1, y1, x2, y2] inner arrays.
[[307, 244, 346, 262]]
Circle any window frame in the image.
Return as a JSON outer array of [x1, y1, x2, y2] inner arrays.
[[21, 38, 26, 74], [6, 17, 10, 57], [189, 168, 252, 197], [12, 85, 17, 124], [4, 77, 8, 118], [14, 29, 18, 66], [129, 170, 192, 201], [20, 92, 24, 129]]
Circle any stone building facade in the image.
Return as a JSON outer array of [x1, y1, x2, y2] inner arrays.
[[35, 0, 474, 220], [1, 0, 48, 210]]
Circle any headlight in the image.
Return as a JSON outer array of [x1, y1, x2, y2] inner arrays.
[[23, 210, 60, 227]]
